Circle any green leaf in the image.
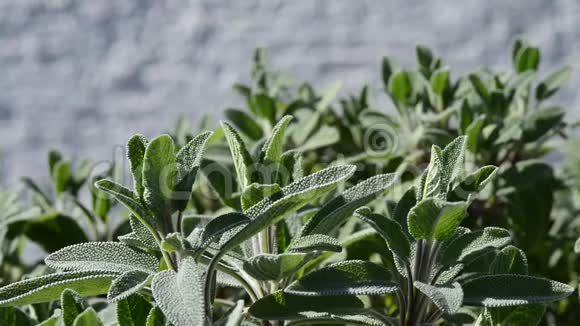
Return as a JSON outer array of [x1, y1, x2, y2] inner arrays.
[[225, 109, 264, 140], [297, 126, 340, 152], [129, 215, 158, 250], [575, 237, 580, 254], [221, 121, 254, 189], [215, 300, 244, 326], [407, 199, 467, 240], [431, 67, 450, 95], [241, 183, 281, 212], [95, 179, 157, 228], [73, 308, 103, 326], [286, 234, 342, 253], [173, 131, 213, 211], [116, 294, 152, 326], [45, 242, 158, 274], [393, 188, 416, 234], [243, 253, 313, 281], [220, 165, 356, 253], [24, 212, 89, 252], [249, 290, 364, 320], [536, 65, 572, 100], [515, 46, 540, 73], [0, 271, 116, 306], [382, 56, 397, 88], [127, 134, 148, 199], [191, 212, 250, 255], [354, 207, 410, 262], [286, 260, 398, 296], [414, 281, 463, 313], [441, 136, 467, 188], [416, 44, 434, 68], [462, 275, 574, 307], [142, 134, 177, 218], [439, 227, 511, 267], [388, 70, 412, 104], [489, 245, 528, 275], [423, 145, 443, 199], [61, 289, 88, 326], [145, 306, 166, 326], [0, 306, 34, 326], [286, 313, 385, 326], [522, 107, 564, 142], [52, 160, 71, 195], [262, 116, 293, 163], [487, 305, 545, 326], [469, 74, 490, 104], [252, 94, 276, 123], [151, 257, 206, 326], [465, 116, 485, 153], [299, 173, 396, 236], [449, 166, 497, 201], [108, 271, 151, 302]]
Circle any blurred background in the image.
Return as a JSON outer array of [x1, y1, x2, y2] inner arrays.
[[1, 0, 579, 186]]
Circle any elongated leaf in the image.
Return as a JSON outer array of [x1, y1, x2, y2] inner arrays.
[[73, 308, 102, 326], [393, 188, 416, 234], [116, 294, 152, 326], [354, 207, 410, 262], [522, 107, 564, 142], [52, 160, 71, 195], [129, 215, 158, 250], [489, 245, 528, 275], [423, 145, 443, 199], [243, 253, 312, 281], [515, 46, 540, 73], [449, 166, 497, 201], [469, 74, 490, 103], [0, 271, 116, 306], [297, 126, 340, 152], [407, 199, 467, 240], [215, 300, 244, 326], [300, 173, 396, 236], [262, 116, 293, 163], [536, 65, 572, 100], [441, 136, 466, 188], [241, 183, 281, 212], [388, 70, 412, 104], [221, 121, 254, 189], [46, 242, 158, 274], [462, 275, 574, 307], [61, 289, 88, 326], [249, 290, 364, 320], [286, 260, 398, 296], [225, 109, 264, 140], [24, 212, 89, 253], [220, 165, 356, 253], [127, 134, 148, 199], [152, 257, 206, 326], [414, 281, 463, 313], [146, 306, 166, 326], [173, 131, 213, 211], [108, 271, 151, 302], [191, 212, 250, 255], [286, 313, 385, 326], [142, 135, 176, 218], [95, 179, 157, 227], [575, 237, 580, 254], [439, 227, 511, 267], [286, 234, 342, 253]]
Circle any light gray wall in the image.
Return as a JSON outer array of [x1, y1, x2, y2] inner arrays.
[[1, 0, 579, 186]]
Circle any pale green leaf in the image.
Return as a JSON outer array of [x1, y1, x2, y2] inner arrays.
[[241, 183, 281, 212], [423, 145, 443, 199], [462, 275, 574, 307], [129, 215, 158, 251], [108, 271, 151, 302], [94, 179, 157, 228], [221, 121, 254, 190], [262, 115, 293, 163], [388, 70, 412, 104], [297, 126, 340, 152], [243, 253, 313, 281], [441, 136, 466, 188], [536, 65, 572, 100], [142, 135, 177, 218], [286, 313, 385, 326], [407, 199, 467, 240], [449, 166, 497, 201], [354, 207, 410, 262], [224, 108, 264, 141], [286, 260, 398, 296], [286, 234, 342, 253], [0, 271, 116, 306], [414, 281, 463, 313], [127, 134, 148, 199], [191, 212, 250, 255], [73, 308, 103, 326], [45, 242, 158, 274]]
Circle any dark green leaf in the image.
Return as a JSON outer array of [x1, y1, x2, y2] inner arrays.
[[407, 199, 467, 240]]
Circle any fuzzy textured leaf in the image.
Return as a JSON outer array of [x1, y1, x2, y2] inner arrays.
[[243, 253, 312, 281], [127, 134, 148, 199], [142, 135, 176, 218], [286, 234, 342, 253], [414, 281, 463, 313], [108, 271, 151, 302], [407, 199, 467, 240], [439, 227, 511, 267], [354, 207, 410, 262]]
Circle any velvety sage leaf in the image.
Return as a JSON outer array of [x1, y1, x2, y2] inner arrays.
[[299, 173, 396, 236], [286, 260, 398, 296], [515, 46, 540, 73], [142, 135, 176, 218], [46, 242, 158, 274], [61, 289, 88, 326], [221, 121, 254, 190], [354, 207, 410, 262], [225, 108, 264, 140], [243, 253, 312, 281], [127, 134, 148, 199], [241, 183, 281, 212], [129, 214, 158, 251], [286, 312, 385, 326], [393, 187, 416, 234], [0, 271, 116, 306], [220, 165, 356, 253], [286, 234, 342, 253], [488, 304, 545, 326], [441, 136, 466, 188], [215, 300, 244, 326], [73, 308, 102, 326], [116, 294, 152, 326], [95, 179, 157, 228], [522, 107, 564, 142], [151, 257, 206, 326], [297, 126, 340, 152], [489, 245, 528, 275], [431, 67, 450, 95], [469, 74, 490, 103], [388, 70, 412, 104], [449, 166, 497, 201], [407, 199, 467, 240], [279, 150, 303, 184], [52, 160, 70, 195], [191, 212, 250, 255], [439, 227, 511, 267], [423, 145, 443, 199], [316, 82, 342, 111], [462, 275, 574, 307], [173, 131, 213, 211], [536, 65, 572, 101], [248, 290, 364, 320], [108, 271, 151, 302], [262, 115, 293, 163], [146, 306, 166, 326], [414, 281, 463, 313]]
